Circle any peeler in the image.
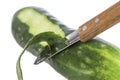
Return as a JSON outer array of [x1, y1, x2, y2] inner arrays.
[[34, 1, 120, 65]]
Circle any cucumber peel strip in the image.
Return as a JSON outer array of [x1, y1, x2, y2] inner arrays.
[[16, 32, 67, 80], [16, 36, 35, 80]]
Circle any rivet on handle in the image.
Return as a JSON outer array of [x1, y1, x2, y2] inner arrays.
[[95, 18, 100, 23], [82, 26, 88, 31]]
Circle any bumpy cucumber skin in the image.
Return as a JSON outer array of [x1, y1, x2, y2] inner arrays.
[[12, 7, 73, 56], [12, 7, 120, 80], [48, 38, 120, 80]]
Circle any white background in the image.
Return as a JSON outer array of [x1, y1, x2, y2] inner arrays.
[[0, 0, 120, 80]]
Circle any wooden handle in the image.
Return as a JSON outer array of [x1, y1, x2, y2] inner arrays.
[[79, 1, 120, 42]]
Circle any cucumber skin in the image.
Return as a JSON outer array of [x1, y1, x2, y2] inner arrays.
[[49, 39, 120, 80], [12, 7, 120, 80]]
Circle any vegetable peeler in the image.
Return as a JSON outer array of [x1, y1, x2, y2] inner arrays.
[[34, 1, 120, 65]]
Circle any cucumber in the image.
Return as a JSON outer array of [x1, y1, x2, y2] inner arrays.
[[50, 39, 120, 80], [12, 7, 73, 56], [12, 7, 120, 80]]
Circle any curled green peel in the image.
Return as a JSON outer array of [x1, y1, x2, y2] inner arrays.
[[16, 38, 32, 80], [16, 32, 67, 80]]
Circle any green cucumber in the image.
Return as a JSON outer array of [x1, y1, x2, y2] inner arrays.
[[50, 39, 120, 80], [12, 7, 120, 80], [12, 7, 73, 56]]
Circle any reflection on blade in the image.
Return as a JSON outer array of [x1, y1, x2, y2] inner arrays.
[[34, 56, 47, 65]]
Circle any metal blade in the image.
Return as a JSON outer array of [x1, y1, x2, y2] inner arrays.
[[34, 36, 80, 65]]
